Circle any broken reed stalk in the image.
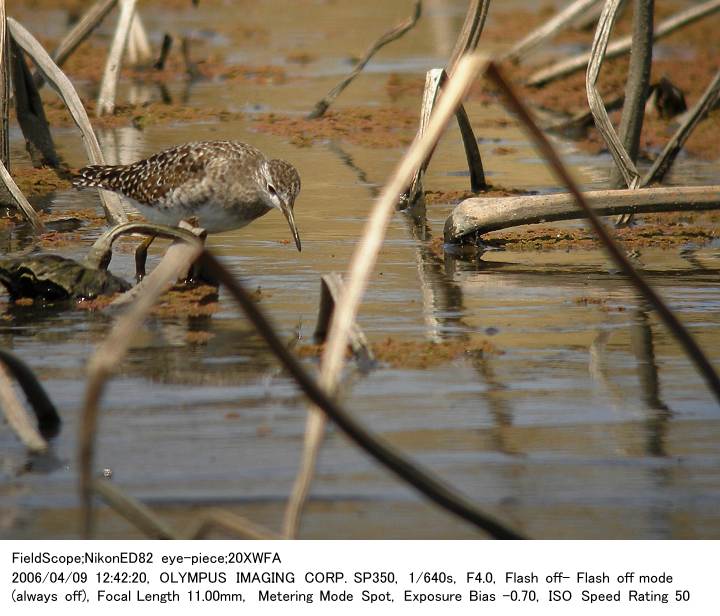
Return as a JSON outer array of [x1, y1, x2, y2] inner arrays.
[[527, 0, 720, 87], [0, 362, 47, 453], [92, 480, 178, 539], [10, 38, 61, 168], [79, 240, 203, 537], [586, 0, 640, 189], [284, 54, 516, 539], [402, 68, 485, 207], [486, 61, 720, 406], [609, 0, 653, 190], [8, 18, 128, 225], [96, 0, 136, 116], [34, 0, 118, 89], [199, 249, 523, 540], [0, 0, 9, 169], [307, 1, 421, 119], [500, 0, 602, 64], [0, 349, 60, 438], [184, 509, 282, 540], [283, 274, 374, 538], [643, 68, 720, 186], [0, 160, 45, 230], [446, 0, 490, 75]]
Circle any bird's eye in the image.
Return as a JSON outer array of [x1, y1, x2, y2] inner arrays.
[[267, 184, 277, 196]]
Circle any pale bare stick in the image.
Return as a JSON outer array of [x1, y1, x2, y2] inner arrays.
[[527, 0, 720, 87], [486, 61, 720, 405], [283, 54, 490, 538], [34, 0, 118, 89], [0, 160, 44, 230], [643, 68, 720, 186], [445, 184, 720, 241], [307, 1, 421, 119], [8, 18, 127, 225], [79, 239, 203, 537], [184, 509, 282, 540], [96, 0, 136, 116], [586, 0, 640, 189], [0, 363, 47, 453], [500, 0, 601, 64], [92, 480, 179, 539]]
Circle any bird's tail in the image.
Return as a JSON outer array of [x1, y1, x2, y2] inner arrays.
[[73, 164, 126, 191]]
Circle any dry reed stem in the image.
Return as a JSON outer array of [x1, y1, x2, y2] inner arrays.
[[0, 160, 45, 230], [34, 0, 118, 89], [8, 18, 127, 225], [402, 68, 485, 207], [486, 61, 720, 405], [527, 0, 720, 86], [307, 1, 421, 119], [500, 0, 602, 63], [97, 0, 136, 116], [643, 68, 720, 186], [0, 363, 47, 453], [184, 509, 282, 540], [446, 0, 490, 75], [92, 480, 178, 539], [199, 249, 523, 539], [283, 54, 496, 538], [0, 0, 9, 168], [586, 0, 640, 189], [79, 240, 203, 537]]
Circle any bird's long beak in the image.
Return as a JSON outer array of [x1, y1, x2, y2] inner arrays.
[[279, 200, 301, 252]]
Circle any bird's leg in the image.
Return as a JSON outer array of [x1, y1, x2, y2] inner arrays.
[[134, 234, 156, 281]]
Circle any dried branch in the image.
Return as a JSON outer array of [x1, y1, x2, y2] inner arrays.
[[586, 0, 640, 189], [643, 68, 720, 186], [0, 1, 9, 169], [97, 0, 136, 116], [8, 18, 127, 225], [446, 0, 490, 75], [500, 0, 602, 64], [79, 239, 203, 537], [279, 55, 522, 539], [0, 159, 45, 230], [126, 12, 152, 65], [199, 249, 523, 539], [283, 273, 374, 538], [184, 509, 282, 540], [444, 185, 720, 240], [527, 0, 720, 87], [307, 1, 421, 119], [401, 68, 485, 207], [92, 480, 178, 538], [486, 61, 720, 405], [34, 0, 118, 89]]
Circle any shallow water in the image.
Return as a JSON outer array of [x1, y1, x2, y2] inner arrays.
[[1, 0, 719, 539]]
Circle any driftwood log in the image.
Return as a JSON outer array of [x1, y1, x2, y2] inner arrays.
[[444, 185, 720, 242]]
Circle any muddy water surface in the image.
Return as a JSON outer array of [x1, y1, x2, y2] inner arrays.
[[1, 0, 719, 538]]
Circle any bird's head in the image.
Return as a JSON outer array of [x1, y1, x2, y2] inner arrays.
[[261, 159, 302, 251]]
